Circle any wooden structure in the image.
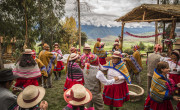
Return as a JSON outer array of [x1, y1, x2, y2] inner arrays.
[[116, 4, 180, 55]]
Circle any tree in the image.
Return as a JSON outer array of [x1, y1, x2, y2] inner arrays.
[[76, 32, 88, 46]]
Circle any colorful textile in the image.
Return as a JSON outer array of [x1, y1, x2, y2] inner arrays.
[[103, 82, 130, 107], [150, 69, 171, 102], [15, 79, 39, 88], [93, 41, 100, 54], [35, 58, 48, 77], [63, 104, 94, 110], [99, 58, 106, 65], [13, 62, 41, 79], [103, 61, 131, 84], [133, 50, 143, 69], [96, 48, 107, 58], [67, 62, 83, 80], [39, 50, 56, 75], [64, 77, 84, 91], [144, 95, 173, 110], [130, 55, 142, 73], [80, 53, 91, 68], [169, 74, 180, 85], [176, 102, 180, 110]]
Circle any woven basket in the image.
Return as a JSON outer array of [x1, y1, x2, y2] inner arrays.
[[128, 84, 144, 102]]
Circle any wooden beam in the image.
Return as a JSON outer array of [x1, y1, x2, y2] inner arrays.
[[168, 19, 177, 56], [155, 22, 158, 44], [162, 22, 165, 52], [143, 11, 146, 20], [123, 18, 176, 23], [120, 22, 125, 52]]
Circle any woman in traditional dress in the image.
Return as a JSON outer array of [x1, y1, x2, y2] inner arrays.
[[96, 42, 107, 65], [144, 61, 180, 110], [13, 49, 41, 89], [103, 51, 130, 110], [64, 53, 84, 91]]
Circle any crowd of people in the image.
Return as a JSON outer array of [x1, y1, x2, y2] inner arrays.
[[0, 38, 180, 110]]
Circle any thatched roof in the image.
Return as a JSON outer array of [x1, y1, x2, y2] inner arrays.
[[116, 4, 180, 23]]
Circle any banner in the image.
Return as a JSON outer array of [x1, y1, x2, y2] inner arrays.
[[125, 31, 165, 38]]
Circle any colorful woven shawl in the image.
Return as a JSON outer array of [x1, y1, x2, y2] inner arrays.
[[130, 55, 142, 73], [150, 69, 170, 102], [103, 61, 131, 84], [96, 48, 107, 58]]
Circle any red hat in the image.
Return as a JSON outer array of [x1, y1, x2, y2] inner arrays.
[[134, 45, 140, 51], [70, 47, 76, 53], [32, 50, 36, 59], [154, 44, 162, 53], [115, 38, 119, 43], [97, 38, 101, 42]]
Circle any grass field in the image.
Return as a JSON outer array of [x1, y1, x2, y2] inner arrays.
[[43, 58, 178, 110]]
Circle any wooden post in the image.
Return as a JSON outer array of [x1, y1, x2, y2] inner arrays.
[[162, 22, 165, 52], [77, 0, 81, 52], [121, 22, 125, 52], [143, 11, 146, 20], [168, 19, 176, 56], [155, 22, 158, 44]]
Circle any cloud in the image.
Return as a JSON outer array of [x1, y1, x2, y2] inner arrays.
[[65, 0, 158, 27]]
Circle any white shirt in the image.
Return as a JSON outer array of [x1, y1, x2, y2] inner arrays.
[[107, 68, 125, 84]]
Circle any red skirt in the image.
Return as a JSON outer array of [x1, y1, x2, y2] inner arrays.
[[15, 78, 39, 89], [64, 77, 84, 92], [144, 95, 173, 110], [103, 81, 130, 107], [169, 73, 180, 84], [99, 58, 106, 65], [54, 61, 64, 71]]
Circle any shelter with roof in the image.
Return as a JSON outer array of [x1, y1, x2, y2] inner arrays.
[[115, 4, 180, 55]]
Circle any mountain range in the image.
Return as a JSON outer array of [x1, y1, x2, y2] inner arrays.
[[81, 25, 155, 39]]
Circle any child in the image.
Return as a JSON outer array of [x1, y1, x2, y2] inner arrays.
[[63, 84, 94, 110], [64, 53, 84, 91], [13, 49, 41, 89]]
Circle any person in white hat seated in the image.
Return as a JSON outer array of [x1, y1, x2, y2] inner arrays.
[[64, 53, 84, 92], [13, 49, 41, 89], [83, 54, 120, 110], [16, 85, 48, 110], [63, 84, 94, 110], [102, 51, 131, 110], [80, 43, 92, 69]]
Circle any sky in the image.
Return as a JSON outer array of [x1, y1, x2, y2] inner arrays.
[[64, 0, 158, 27]]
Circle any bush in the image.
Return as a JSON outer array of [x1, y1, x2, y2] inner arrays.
[[139, 41, 146, 51], [147, 45, 154, 51], [124, 48, 133, 55]]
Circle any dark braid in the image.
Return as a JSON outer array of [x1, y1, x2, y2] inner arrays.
[[71, 61, 75, 81]]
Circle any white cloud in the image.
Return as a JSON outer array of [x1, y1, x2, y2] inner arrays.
[[65, 0, 158, 27]]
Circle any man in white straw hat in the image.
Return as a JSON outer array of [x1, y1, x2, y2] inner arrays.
[[64, 53, 84, 92], [80, 43, 92, 69], [16, 85, 48, 110], [103, 51, 131, 110], [39, 43, 57, 88], [63, 84, 94, 110]]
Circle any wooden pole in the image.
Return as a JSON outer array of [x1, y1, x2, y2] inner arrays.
[[168, 19, 176, 56], [121, 22, 125, 52], [77, 0, 81, 52], [143, 11, 146, 20], [155, 22, 158, 44], [162, 22, 165, 51]]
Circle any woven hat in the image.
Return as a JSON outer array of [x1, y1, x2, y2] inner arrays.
[[112, 51, 122, 58], [69, 53, 79, 61], [114, 42, 120, 46], [23, 49, 33, 54], [53, 43, 59, 47], [89, 54, 99, 65], [70, 47, 77, 53], [17, 85, 45, 108], [115, 38, 119, 43], [0, 69, 19, 81], [43, 43, 50, 49], [64, 84, 92, 106], [97, 38, 101, 42], [134, 45, 140, 51], [83, 43, 91, 50]]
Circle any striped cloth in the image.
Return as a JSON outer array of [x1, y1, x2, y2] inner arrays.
[[103, 60, 131, 84], [96, 48, 107, 58], [67, 62, 83, 80], [150, 69, 170, 102], [130, 55, 142, 73], [13, 62, 41, 79]]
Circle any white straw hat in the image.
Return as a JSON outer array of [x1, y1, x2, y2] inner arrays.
[[83, 43, 91, 50], [23, 49, 33, 54], [69, 53, 79, 61], [17, 85, 45, 108], [112, 51, 122, 58], [64, 84, 92, 106]]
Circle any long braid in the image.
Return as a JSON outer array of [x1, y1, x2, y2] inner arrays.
[[71, 61, 75, 81]]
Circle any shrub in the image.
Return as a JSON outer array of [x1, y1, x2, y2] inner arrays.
[[139, 41, 146, 51], [147, 45, 154, 51], [124, 48, 133, 55]]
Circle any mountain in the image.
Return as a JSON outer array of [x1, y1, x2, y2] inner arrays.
[[81, 25, 155, 39]]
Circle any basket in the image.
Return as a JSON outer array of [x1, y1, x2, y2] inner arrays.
[[128, 84, 144, 102]]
